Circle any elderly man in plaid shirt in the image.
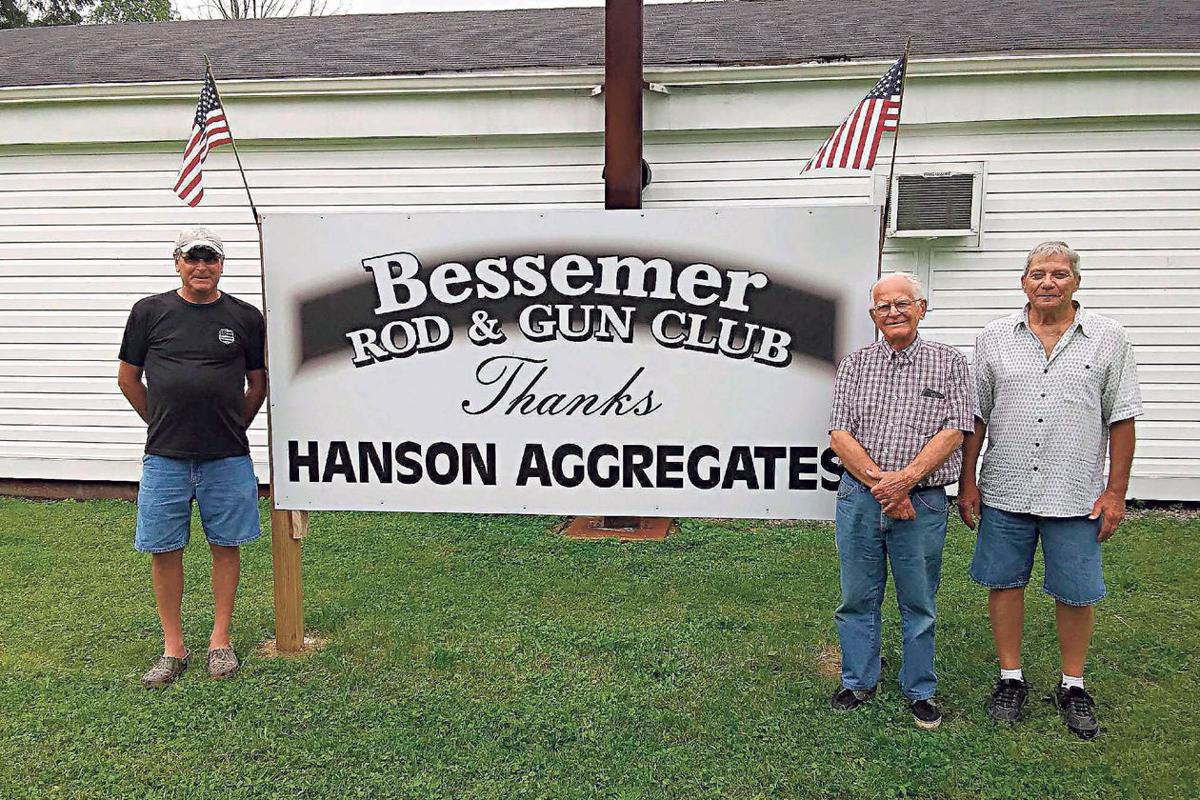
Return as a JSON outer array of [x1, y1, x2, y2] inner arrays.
[[827, 272, 974, 730]]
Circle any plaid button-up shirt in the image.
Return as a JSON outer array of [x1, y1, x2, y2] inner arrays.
[[829, 336, 975, 487], [973, 304, 1143, 517]]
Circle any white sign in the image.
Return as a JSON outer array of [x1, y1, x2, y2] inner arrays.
[[262, 206, 878, 519]]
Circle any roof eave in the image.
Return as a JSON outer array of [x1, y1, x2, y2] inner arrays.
[[2, 51, 1198, 104]]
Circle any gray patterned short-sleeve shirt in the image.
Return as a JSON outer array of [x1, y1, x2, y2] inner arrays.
[[973, 304, 1143, 517], [828, 336, 975, 487]]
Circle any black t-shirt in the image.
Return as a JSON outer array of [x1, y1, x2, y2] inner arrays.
[[119, 291, 266, 459]]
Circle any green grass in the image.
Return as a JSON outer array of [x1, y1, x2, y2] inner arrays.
[[0, 499, 1197, 800]]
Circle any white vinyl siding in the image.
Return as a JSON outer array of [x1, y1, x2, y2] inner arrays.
[[1, 67, 1197, 501], [907, 124, 1200, 502]]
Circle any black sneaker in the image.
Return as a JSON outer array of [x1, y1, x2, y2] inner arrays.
[[1052, 684, 1099, 740], [987, 678, 1031, 724], [831, 686, 876, 712], [911, 698, 943, 730]]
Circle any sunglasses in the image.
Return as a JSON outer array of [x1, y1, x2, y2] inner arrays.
[[180, 248, 222, 264]]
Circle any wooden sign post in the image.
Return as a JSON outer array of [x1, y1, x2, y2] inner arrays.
[[270, 508, 306, 651], [260, 224, 307, 653]]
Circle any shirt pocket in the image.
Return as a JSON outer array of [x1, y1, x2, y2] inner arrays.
[[1060, 356, 1104, 410], [901, 392, 948, 436]]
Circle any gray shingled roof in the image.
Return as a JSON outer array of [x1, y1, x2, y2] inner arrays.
[[2, 0, 1198, 89]]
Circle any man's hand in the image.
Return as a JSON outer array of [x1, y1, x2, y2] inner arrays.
[[957, 479, 981, 530], [1089, 489, 1126, 542], [869, 469, 916, 507], [868, 470, 912, 520], [882, 495, 917, 520]]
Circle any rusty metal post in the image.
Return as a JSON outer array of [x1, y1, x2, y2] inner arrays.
[[566, 0, 668, 539], [601, 0, 643, 532], [604, 0, 643, 211]]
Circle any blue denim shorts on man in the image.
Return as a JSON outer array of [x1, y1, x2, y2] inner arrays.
[[135, 454, 262, 553], [969, 504, 1105, 606], [834, 472, 949, 701]]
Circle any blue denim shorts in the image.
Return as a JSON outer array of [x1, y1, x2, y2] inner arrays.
[[135, 454, 262, 554], [969, 504, 1105, 606]]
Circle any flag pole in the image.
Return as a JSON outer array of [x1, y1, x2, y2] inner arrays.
[[877, 37, 913, 278], [203, 54, 260, 229]]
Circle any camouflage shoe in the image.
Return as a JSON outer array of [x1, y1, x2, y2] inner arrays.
[[207, 647, 240, 679], [141, 650, 190, 690]]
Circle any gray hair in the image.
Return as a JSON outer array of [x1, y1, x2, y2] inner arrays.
[[1024, 241, 1080, 278], [869, 271, 926, 303]]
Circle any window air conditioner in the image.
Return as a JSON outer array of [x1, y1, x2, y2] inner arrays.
[[888, 169, 981, 238]]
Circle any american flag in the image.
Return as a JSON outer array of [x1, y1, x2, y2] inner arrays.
[[800, 55, 906, 174], [174, 72, 233, 207]]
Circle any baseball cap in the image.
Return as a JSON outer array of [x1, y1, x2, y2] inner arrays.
[[174, 226, 225, 257]]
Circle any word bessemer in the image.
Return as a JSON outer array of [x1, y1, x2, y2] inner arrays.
[[346, 252, 794, 368]]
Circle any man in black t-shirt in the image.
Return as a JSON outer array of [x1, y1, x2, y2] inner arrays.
[[118, 226, 267, 689]]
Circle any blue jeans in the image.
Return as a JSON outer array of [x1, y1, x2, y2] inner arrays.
[[834, 473, 948, 701], [135, 454, 262, 553]]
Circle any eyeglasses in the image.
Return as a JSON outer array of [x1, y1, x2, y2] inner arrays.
[[870, 299, 923, 315], [1025, 270, 1074, 282], [180, 248, 221, 264]]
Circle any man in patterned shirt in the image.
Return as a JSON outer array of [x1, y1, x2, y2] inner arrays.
[[828, 272, 974, 730], [957, 241, 1141, 740]]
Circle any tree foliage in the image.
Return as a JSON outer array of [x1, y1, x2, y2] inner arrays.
[[89, 0, 175, 23], [0, 0, 31, 28], [2, 0, 83, 27], [1, 0, 174, 27]]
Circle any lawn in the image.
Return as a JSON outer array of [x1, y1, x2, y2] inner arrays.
[[0, 498, 1196, 800]]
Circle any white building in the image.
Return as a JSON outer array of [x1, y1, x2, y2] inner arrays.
[[1, 1, 1197, 500]]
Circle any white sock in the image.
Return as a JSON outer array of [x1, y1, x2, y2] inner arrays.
[[1061, 673, 1085, 690], [1000, 667, 1024, 682]]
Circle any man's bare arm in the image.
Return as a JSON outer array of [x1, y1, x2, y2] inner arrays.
[[956, 418, 988, 530], [870, 429, 964, 505], [1091, 417, 1136, 542], [117, 361, 150, 424], [830, 430, 883, 486], [244, 369, 268, 427], [906, 428, 965, 484]]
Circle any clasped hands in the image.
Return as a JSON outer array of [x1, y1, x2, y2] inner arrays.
[[864, 467, 918, 520]]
